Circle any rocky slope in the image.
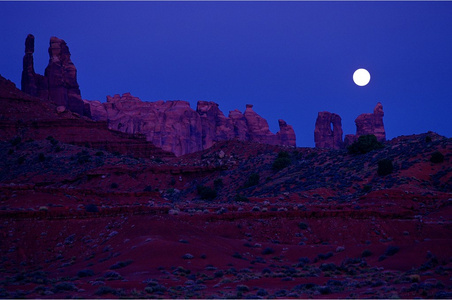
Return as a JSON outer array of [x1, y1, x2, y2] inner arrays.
[[0, 74, 173, 159]]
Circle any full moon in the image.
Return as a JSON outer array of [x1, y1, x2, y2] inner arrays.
[[353, 68, 371, 86]]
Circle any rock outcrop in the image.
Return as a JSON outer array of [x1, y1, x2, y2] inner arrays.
[[315, 103, 386, 149], [355, 102, 386, 142], [85, 94, 296, 156], [21, 34, 90, 117], [344, 102, 386, 147], [314, 112, 343, 149]]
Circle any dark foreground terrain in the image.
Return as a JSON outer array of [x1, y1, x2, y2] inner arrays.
[[0, 75, 451, 298]]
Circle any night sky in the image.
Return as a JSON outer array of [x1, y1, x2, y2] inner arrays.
[[1, 1, 451, 147]]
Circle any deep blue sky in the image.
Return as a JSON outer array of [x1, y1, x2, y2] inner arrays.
[[1, 1, 451, 147]]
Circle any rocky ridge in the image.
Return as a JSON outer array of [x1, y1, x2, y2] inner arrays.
[[84, 94, 296, 156]]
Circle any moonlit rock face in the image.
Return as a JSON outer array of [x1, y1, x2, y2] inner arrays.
[[353, 68, 371, 86], [314, 112, 343, 149]]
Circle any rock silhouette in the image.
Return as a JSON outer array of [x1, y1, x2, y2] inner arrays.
[[314, 112, 343, 149], [315, 103, 386, 149], [84, 94, 296, 156], [21, 34, 90, 117]]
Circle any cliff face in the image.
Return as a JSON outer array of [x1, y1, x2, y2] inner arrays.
[[85, 94, 296, 156], [21, 34, 90, 118]]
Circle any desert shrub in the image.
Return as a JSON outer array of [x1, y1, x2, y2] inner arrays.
[[143, 185, 153, 192], [361, 249, 372, 258], [77, 269, 94, 277], [17, 156, 25, 165], [104, 271, 122, 280], [430, 151, 444, 163], [95, 151, 104, 156], [425, 136, 432, 143], [76, 150, 91, 164], [298, 222, 309, 230], [234, 194, 249, 202], [10, 136, 22, 146], [110, 260, 133, 270], [362, 185, 372, 193], [377, 159, 394, 176], [197, 185, 217, 200], [53, 282, 76, 292], [347, 134, 384, 154], [214, 178, 223, 190], [236, 285, 250, 292], [110, 182, 119, 189], [244, 173, 260, 188], [317, 252, 333, 261], [170, 177, 176, 186], [272, 152, 291, 171], [384, 245, 400, 256], [95, 286, 117, 296], [85, 204, 98, 213], [261, 247, 275, 255], [38, 153, 46, 162]]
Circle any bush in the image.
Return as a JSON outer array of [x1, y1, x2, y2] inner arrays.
[[10, 136, 22, 146], [17, 156, 25, 165], [111, 182, 119, 189], [362, 185, 372, 193], [361, 249, 372, 258], [234, 194, 249, 202], [77, 269, 94, 277], [425, 136, 432, 143], [85, 204, 99, 213], [261, 247, 275, 255], [38, 153, 46, 162], [244, 173, 260, 188], [298, 222, 309, 230], [110, 260, 133, 270], [214, 178, 223, 190], [430, 151, 444, 163], [95, 151, 104, 156], [143, 185, 153, 192], [384, 246, 399, 256], [197, 185, 217, 200], [347, 134, 384, 154], [95, 286, 117, 296], [272, 157, 291, 172], [377, 159, 393, 176]]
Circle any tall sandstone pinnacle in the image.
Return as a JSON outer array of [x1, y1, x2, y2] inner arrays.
[[21, 34, 90, 117], [84, 94, 296, 156], [314, 112, 344, 149]]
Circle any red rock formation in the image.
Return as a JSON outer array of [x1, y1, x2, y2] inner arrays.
[[21, 34, 90, 117], [344, 102, 386, 147], [1, 74, 173, 159], [314, 112, 343, 149], [276, 119, 296, 147], [84, 94, 296, 156]]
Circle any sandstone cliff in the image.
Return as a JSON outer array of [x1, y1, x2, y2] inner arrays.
[[21, 34, 90, 117], [85, 94, 296, 156]]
